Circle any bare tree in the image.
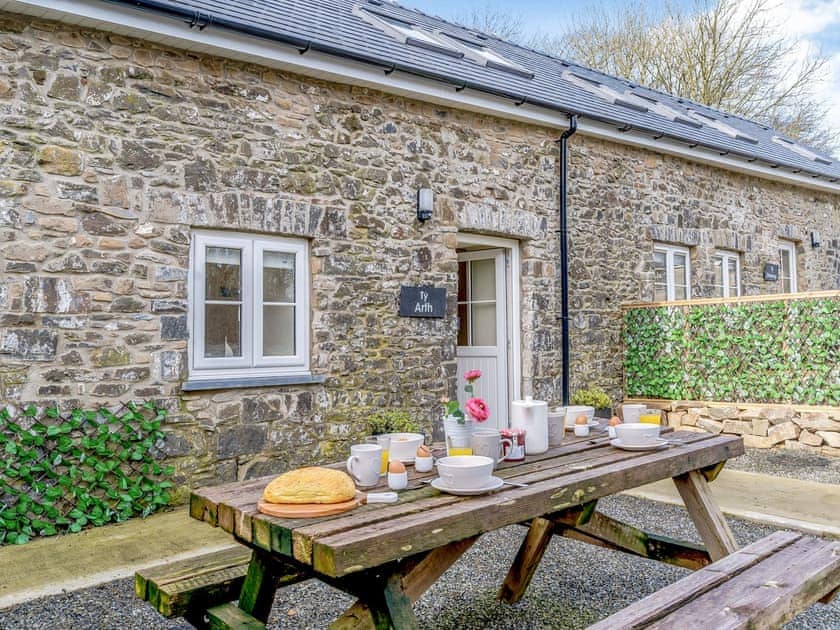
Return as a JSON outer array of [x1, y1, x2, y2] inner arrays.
[[552, 0, 837, 154], [452, 6, 526, 42], [456, 1, 836, 153]]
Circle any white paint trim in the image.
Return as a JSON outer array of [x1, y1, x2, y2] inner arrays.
[[576, 118, 840, 194], [3, 0, 840, 194], [712, 250, 741, 298], [457, 233, 522, 411], [779, 241, 798, 294], [653, 243, 691, 302], [188, 229, 310, 380]]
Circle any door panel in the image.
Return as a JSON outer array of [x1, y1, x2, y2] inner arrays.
[[456, 249, 508, 430], [456, 356, 498, 426]]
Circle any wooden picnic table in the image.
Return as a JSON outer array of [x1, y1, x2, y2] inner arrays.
[[189, 428, 744, 628]]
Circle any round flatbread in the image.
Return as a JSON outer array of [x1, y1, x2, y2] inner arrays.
[[262, 467, 356, 504]]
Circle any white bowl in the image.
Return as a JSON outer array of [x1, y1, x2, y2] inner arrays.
[[436, 455, 494, 489], [385, 433, 425, 462], [564, 405, 595, 427], [614, 423, 660, 446]]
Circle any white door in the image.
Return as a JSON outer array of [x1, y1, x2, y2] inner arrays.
[[456, 249, 509, 430]]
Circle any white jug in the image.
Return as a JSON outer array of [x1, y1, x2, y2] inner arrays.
[[510, 396, 548, 454]]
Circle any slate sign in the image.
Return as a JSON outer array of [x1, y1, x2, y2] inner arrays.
[[399, 286, 445, 318], [763, 263, 779, 281]]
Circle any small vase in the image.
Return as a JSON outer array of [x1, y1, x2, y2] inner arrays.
[[443, 415, 475, 456]]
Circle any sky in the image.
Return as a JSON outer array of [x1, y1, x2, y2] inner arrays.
[[404, 0, 840, 150]]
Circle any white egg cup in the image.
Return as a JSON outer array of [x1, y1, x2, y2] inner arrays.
[[414, 455, 434, 472], [387, 471, 408, 490], [574, 424, 590, 437]]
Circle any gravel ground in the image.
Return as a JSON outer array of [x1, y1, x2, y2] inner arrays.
[[1, 448, 838, 629], [725, 447, 840, 485]]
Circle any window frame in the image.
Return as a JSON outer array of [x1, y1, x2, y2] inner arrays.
[[779, 241, 798, 293], [712, 250, 741, 298], [653, 243, 691, 302], [189, 230, 310, 381]]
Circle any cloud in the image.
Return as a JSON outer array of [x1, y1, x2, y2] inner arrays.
[[764, 0, 840, 39], [750, 0, 840, 144]]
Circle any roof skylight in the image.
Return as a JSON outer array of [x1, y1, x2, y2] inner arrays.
[[439, 34, 534, 78], [562, 72, 646, 112], [685, 110, 758, 143], [631, 92, 702, 128], [772, 136, 833, 165], [355, 7, 462, 57]]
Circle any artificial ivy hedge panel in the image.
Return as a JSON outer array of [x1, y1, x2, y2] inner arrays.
[[0, 402, 174, 545], [623, 296, 839, 405]]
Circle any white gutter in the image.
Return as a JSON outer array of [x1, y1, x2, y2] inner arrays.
[[3, 0, 839, 195]]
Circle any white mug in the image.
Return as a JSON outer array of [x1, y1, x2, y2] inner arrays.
[[470, 429, 506, 466], [346, 444, 381, 488]]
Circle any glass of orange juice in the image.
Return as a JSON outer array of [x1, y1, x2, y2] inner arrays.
[[639, 409, 661, 424], [366, 435, 391, 475], [446, 434, 473, 456]]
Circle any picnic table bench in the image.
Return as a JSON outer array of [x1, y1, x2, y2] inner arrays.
[[588, 529, 840, 629], [139, 428, 823, 628]]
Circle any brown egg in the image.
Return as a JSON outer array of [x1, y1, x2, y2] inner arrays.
[[609, 416, 623, 426], [388, 460, 406, 474], [575, 414, 589, 425], [416, 444, 431, 457]]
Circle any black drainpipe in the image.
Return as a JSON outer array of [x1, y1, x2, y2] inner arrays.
[[558, 114, 578, 406]]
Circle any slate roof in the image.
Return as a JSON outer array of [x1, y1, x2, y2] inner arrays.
[[101, 0, 840, 182]]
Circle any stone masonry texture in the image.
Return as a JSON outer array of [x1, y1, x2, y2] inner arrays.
[[0, 13, 838, 488]]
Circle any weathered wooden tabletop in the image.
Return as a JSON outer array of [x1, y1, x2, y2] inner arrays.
[[191, 430, 743, 575], [190, 428, 744, 628]]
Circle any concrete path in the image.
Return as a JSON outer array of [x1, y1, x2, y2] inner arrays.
[[1, 469, 838, 610], [624, 468, 840, 538], [0, 508, 237, 610]]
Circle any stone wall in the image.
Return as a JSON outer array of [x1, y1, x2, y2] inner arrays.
[[0, 13, 562, 488], [632, 400, 840, 457], [567, 140, 840, 401], [1, 12, 838, 489]]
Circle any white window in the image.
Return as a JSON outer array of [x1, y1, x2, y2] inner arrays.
[[653, 244, 691, 301], [779, 241, 797, 293], [189, 231, 309, 380], [712, 250, 741, 298]]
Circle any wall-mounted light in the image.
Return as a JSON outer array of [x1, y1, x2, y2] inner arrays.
[[417, 188, 433, 223], [811, 231, 821, 248]]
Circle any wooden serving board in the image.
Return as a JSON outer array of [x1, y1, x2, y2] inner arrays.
[[257, 492, 363, 518]]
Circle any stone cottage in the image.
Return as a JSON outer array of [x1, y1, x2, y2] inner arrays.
[[1, 0, 838, 486]]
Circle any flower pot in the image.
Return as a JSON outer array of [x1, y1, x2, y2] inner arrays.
[[443, 415, 475, 456]]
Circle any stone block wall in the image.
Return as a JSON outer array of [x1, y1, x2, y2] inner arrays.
[[634, 400, 840, 458], [567, 141, 840, 402], [0, 13, 562, 488], [1, 12, 838, 488]]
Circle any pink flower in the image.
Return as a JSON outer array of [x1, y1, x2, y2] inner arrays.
[[464, 369, 482, 383], [465, 397, 489, 422]]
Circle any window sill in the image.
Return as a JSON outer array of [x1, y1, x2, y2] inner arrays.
[[182, 374, 326, 391]]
